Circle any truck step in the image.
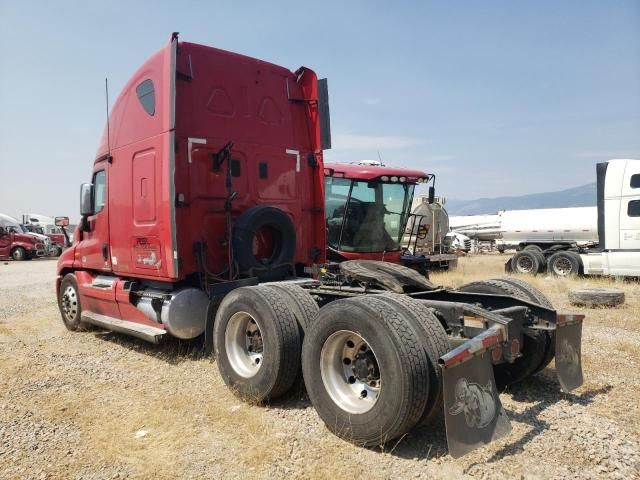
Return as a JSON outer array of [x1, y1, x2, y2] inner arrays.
[[81, 312, 166, 344]]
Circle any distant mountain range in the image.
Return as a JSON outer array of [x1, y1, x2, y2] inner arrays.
[[445, 182, 596, 215]]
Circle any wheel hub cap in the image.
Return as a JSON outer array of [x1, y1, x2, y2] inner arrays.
[[225, 312, 264, 378], [320, 330, 381, 414], [61, 286, 78, 322], [516, 256, 533, 272]]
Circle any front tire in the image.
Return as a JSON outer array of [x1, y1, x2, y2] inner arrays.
[[11, 247, 26, 261], [58, 273, 85, 331]]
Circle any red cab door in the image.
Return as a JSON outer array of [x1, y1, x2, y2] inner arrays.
[[78, 163, 112, 272]]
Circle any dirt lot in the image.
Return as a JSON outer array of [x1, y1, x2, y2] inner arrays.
[[1, 256, 639, 479]]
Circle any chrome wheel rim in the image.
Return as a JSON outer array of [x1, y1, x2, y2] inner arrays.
[[61, 285, 78, 322], [13, 249, 24, 260], [515, 255, 534, 273], [553, 257, 572, 276], [225, 312, 263, 378], [320, 330, 381, 414]]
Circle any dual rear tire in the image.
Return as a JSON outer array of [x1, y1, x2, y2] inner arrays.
[[302, 295, 449, 446], [546, 251, 582, 276], [214, 286, 450, 446], [510, 250, 545, 274]]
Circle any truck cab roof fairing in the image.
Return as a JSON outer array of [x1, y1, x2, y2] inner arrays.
[[96, 39, 175, 161]]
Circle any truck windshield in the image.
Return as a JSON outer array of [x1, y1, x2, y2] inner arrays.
[[325, 177, 415, 253]]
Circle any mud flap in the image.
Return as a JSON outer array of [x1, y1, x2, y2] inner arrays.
[[555, 314, 584, 392], [442, 351, 511, 458]]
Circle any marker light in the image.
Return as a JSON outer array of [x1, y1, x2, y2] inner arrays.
[[381, 175, 389, 181], [390, 176, 398, 182], [399, 176, 406, 182]]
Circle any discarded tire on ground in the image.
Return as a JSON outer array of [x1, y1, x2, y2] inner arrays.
[[510, 250, 543, 275], [568, 287, 625, 307], [302, 296, 429, 446], [214, 285, 301, 402], [547, 251, 582, 277]]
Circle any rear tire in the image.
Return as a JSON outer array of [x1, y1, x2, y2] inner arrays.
[[547, 251, 581, 277], [510, 250, 542, 275], [376, 293, 450, 426], [457, 279, 547, 388], [497, 277, 556, 374], [214, 286, 301, 402], [263, 283, 318, 335], [302, 296, 429, 446]]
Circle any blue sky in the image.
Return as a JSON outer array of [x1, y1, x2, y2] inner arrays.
[[0, 1, 638, 219]]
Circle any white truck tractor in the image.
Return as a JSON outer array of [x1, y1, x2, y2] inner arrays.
[[507, 159, 640, 276]]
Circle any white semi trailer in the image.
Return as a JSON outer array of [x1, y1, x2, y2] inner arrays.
[[508, 159, 640, 276], [499, 206, 597, 249]]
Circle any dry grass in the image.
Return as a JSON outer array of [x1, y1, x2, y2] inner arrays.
[[1, 257, 639, 479]]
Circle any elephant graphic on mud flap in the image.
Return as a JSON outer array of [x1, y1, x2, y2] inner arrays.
[[448, 378, 497, 429]]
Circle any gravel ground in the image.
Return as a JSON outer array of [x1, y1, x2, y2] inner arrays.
[[0, 257, 639, 479]]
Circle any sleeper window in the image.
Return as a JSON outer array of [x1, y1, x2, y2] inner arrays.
[[136, 79, 155, 116]]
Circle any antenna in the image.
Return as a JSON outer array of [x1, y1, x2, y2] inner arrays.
[[105, 78, 112, 161], [377, 150, 384, 165]]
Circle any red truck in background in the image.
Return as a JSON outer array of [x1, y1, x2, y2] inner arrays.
[[0, 220, 45, 260], [324, 161, 458, 274], [55, 33, 585, 458], [22, 214, 72, 256]]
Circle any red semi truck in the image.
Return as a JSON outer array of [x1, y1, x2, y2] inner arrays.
[[0, 213, 47, 260], [56, 34, 585, 458]]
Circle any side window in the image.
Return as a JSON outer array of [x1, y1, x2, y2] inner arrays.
[[136, 79, 155, 116], [630, 174, 640, 189], [93, 170, 106, 214], [628, 200, 640, 217]]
